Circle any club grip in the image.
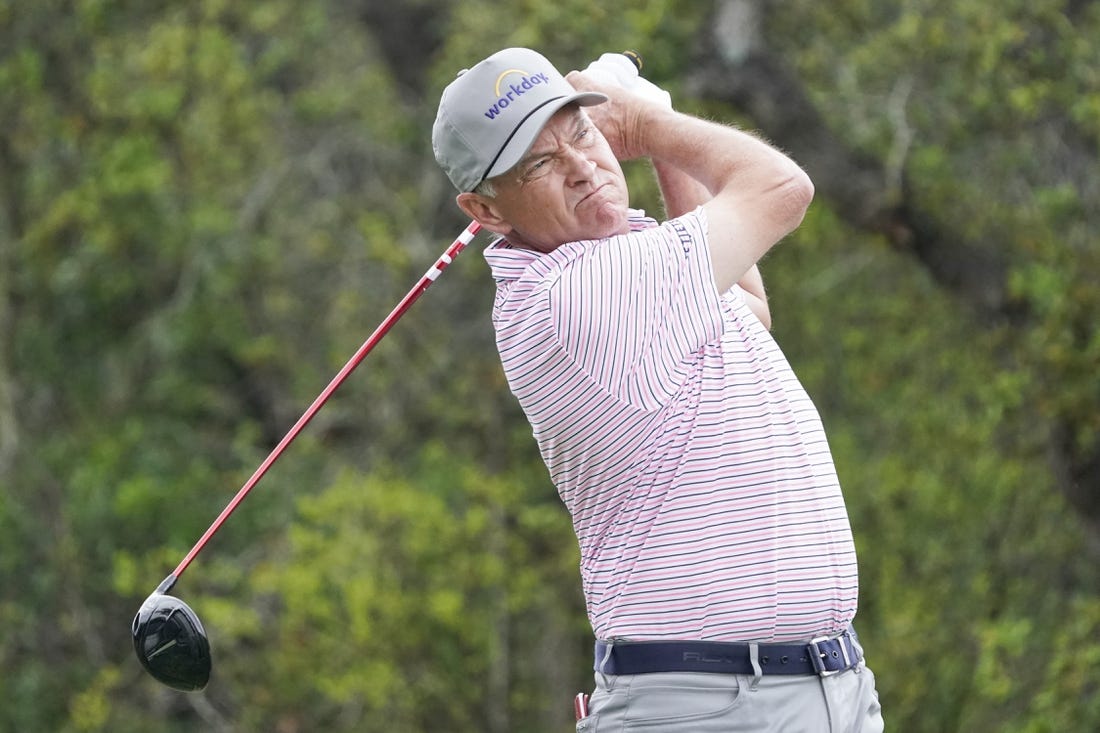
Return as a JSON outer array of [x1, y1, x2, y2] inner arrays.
[[622, 50, 643, 71]]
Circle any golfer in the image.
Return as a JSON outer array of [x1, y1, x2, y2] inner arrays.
[[433, 47, 883, 732]]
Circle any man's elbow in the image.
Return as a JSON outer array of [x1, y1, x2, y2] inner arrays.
[[776, 168, 815, 233]]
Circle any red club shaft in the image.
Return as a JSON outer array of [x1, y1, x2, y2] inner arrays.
[[165, 221, 482, 588]]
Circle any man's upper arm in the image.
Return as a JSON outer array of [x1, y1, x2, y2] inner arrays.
[[550, 222, 723, 408], [702, 172, 813, 294]]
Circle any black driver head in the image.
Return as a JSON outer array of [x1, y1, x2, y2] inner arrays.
[[132, 591, 211, 692]]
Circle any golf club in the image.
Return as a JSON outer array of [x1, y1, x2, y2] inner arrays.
[[132, 220, 482, 691], [132, 49, 645, 693]]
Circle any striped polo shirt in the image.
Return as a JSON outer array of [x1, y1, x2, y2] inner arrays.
[[484, 208, 858, 643]]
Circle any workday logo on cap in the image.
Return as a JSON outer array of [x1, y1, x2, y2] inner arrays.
[[432, 48, 607, 192], [482, 68, 552, 120]]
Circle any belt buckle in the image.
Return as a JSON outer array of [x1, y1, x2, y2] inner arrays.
[[808, 633, 851, 677]]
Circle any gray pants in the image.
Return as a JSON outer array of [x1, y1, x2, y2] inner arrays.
[[577, 662, 884, 732]]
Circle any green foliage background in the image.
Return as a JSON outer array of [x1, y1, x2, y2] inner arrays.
[[1, 1, 1097, 731]]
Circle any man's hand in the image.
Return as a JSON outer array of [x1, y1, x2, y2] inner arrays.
[[566, 69, 666, 161], [567, 55, 675, 162], [574, 59, 711, 224]]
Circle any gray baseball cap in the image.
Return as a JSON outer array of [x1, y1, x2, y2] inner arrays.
[[432, 48, 607, 192]]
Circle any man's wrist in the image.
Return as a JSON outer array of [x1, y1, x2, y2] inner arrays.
[[626, 105, 683, 161]]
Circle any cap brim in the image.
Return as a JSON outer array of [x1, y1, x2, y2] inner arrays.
[[482, 91, 607, 184]]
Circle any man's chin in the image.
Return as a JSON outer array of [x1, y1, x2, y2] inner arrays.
[[589, 205, 631, 238]]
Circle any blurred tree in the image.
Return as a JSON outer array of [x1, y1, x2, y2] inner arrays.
[[694, 0, 1100, 531], [1, 0, 1098, 731]]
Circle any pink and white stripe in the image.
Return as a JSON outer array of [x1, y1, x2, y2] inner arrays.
[[485, 209, 858, 643]]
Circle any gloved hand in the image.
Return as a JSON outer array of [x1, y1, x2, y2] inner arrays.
[[582, 53, 673, 109]]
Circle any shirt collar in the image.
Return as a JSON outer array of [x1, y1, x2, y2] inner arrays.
[[481, 209, 655, 283]]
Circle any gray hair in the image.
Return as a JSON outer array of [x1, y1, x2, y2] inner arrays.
[[473, 178, 496, 198]]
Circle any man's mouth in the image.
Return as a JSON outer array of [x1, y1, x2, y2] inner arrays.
[[578, 183, 609, 207]]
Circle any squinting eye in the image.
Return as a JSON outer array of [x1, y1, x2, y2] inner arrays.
[[522, 158, 551, 181]]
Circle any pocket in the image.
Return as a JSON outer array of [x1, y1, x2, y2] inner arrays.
[[858, 665, 885, 733], [622, 674, 745, 731]]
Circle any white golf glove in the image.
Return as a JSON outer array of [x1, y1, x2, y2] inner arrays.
[[582, 53, 673, 109]]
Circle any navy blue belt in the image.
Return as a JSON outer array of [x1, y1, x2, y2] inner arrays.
[[594, 627, 862, 677]]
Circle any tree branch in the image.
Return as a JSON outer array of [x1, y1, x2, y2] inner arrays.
[[687, 1, 1009, 317]]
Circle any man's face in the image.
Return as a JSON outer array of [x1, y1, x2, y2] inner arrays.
[[486, 106, 630, 252]]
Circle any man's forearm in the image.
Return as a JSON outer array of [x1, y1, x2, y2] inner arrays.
[[737, 265, 771, 329], [627, 107, 805, 205], [653, 159, 710, 219]]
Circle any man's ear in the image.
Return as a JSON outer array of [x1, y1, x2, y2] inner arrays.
[[456, 192, 513, 238]]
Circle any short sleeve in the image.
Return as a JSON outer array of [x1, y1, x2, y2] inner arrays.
[[549, 209, 723, 409]]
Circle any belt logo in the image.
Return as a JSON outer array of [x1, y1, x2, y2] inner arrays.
[[682, 652, 736, 665]]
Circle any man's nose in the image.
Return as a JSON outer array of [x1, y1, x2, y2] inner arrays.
[[560, 148, 596, 181]]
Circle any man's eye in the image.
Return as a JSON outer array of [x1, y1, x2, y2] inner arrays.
[[525, 158, 550, 177]]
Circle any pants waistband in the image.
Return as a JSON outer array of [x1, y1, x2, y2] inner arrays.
[[594, 627, 863, 677]]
